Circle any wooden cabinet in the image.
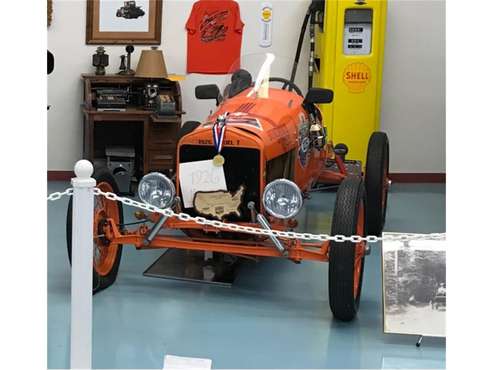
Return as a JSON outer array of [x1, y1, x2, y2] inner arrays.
[[81, 74, 182, 177]]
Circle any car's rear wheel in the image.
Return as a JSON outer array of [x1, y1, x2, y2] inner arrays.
[[365, 132, 390, 236], [329, 176, 366, 321], [66, 166, 124, 294]]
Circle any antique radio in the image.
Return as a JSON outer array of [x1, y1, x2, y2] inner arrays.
[[95, 88, 129, 111]]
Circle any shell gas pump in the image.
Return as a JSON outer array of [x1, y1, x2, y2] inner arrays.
[[312, 0, 387, 165]]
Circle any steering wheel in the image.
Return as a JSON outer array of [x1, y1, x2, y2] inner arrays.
[[268, 77, 303, 97]]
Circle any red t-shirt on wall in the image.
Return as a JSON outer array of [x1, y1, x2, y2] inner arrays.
[[186, 0, 244, 74]]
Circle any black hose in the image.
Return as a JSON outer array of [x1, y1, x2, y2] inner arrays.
[[289, 0, 324, 89], [288, 8, 312, 89], [308, 13, 316, 88]]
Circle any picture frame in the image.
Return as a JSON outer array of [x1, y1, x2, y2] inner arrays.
[[86, 0, 162, 44], [48, 0, 53, 27], [382, 233, 446, 338]]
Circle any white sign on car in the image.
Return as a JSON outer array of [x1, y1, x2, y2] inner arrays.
[[179, 159, 227, 208]]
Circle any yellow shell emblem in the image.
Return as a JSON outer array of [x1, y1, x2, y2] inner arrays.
[[262, 7, 272, 22], [343, 63, 371, 93]]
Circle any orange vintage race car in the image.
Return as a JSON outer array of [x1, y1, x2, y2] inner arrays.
[[66, 54, 390, 321]]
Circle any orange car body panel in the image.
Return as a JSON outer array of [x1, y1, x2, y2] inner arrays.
[[103, 86, 347, 261], [177, 87, 327, 203]]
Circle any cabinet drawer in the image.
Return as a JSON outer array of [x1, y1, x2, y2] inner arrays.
[[148, 123, 178, 146], [147, 141, 176, 151], [147, 150, 175, 170]]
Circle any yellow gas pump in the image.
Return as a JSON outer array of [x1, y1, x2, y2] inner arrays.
[[314, 0, 387, 164]]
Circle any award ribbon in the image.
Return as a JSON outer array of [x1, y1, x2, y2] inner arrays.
[[212, 114, 227, 166]]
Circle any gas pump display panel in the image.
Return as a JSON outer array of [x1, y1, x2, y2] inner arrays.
[[343, 9, 373, 55]]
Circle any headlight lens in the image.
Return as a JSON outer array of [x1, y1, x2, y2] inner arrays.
[[138, 172, 175, 209], [262, 179, 303, 219]]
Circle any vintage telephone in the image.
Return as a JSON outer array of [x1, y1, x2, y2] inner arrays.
[[118, 45, 135, 75], [143, 83, 159, 110]]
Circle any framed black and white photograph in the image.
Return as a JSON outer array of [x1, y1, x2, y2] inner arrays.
[[382, 233, 446, 337], [86, 0, 162, 44]]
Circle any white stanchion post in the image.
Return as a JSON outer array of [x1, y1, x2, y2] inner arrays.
[[70, 160, 96, 369]]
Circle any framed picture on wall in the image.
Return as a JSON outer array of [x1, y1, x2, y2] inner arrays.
[[48, 0, 53, 27], [86, 0, 162, 44]]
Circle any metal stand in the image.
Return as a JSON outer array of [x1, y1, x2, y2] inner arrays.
[[143, 249, 240, 287], [416, 335, 424, 347]]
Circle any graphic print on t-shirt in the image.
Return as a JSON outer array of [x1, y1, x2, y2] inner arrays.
[[200, 11, 229, 42], [186, 0, 244, 74]]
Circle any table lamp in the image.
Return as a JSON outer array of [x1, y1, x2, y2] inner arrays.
[[135, 47, 184, 81]]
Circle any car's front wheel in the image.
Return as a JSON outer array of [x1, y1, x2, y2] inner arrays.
[[329, 176, 367, 321], [66, 166, 124, 294]]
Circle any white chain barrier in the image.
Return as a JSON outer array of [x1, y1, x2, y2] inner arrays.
[[48, 187, 446, 243], [47, 188, 73, 201]]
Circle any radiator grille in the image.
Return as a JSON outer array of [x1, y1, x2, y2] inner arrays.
[[179, 145, 260, 222]]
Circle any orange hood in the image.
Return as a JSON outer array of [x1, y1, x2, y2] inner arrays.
[[179, 87, 308, 161]]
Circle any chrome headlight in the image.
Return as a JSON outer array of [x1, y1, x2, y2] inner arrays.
[[138, 172, 175, 209], [262, 179, 303, 219]]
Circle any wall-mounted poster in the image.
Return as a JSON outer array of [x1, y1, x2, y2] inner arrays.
[[86, 0, 162, 44], [382, 233, 446, 337]]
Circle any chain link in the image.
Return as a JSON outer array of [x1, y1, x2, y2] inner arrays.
[[88, 188, 446, 244], [47, 188, 73, 201], [46, 187, 446, 243]]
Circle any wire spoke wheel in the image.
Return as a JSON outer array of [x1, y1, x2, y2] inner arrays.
[[329, 176, 367, 321], [66, 166, 124, 293]]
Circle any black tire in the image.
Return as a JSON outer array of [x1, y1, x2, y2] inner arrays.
[[178, 121, 201, 140], [329, 176, 366, 321], [365, 132, 389, 236], [66, 166, 124, 294]]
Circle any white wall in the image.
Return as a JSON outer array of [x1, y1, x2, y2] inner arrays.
[[48, 0, 445, 173], [380, 0, 445, 173]]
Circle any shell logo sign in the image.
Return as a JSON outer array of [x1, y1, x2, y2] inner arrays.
[[343, 63, 371, 93], [262, 6, 272, 22]]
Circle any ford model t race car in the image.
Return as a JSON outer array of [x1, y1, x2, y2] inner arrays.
[[66, 54, 390, 321]]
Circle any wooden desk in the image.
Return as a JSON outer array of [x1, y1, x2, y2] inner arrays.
[[82, 74, 182, 176]]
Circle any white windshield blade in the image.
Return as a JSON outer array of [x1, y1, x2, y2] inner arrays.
[[247, 53, 276, 98]]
